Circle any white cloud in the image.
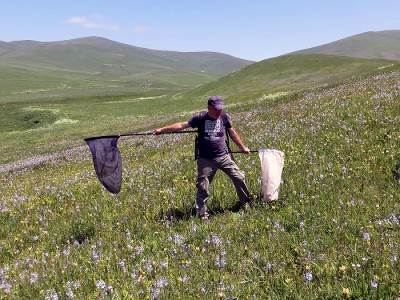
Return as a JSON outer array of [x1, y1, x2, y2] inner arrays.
[[67, 16, 118, 30]]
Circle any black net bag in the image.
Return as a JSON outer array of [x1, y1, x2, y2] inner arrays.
[[85, 135, 122, 194]]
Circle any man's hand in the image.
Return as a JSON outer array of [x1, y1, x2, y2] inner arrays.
[[228, 128, 250, 155], [153, 121, 190, 135], [242, 147, 250, 155], [153, 128, 163, 135]]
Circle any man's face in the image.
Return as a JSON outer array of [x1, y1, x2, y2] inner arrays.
[[208, 105, 223, 119]]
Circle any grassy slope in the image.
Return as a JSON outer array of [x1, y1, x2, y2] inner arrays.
[[0, 55, 397, 164], [291, 30, 400, 61], [174, 54, 398, 103], [0, 65, 399, 299]]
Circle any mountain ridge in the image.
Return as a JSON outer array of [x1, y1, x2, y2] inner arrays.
[[289, 30, 400, 61], [0, 36, 255, 97], [0, 36, 253, 77]]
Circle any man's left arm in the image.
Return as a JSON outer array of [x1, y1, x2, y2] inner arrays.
[[227, 128, 250, 154]]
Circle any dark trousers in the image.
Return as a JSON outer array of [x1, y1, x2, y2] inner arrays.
[[196, 154, 251, 216]]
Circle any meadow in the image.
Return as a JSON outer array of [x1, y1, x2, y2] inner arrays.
[[0, 65, 399, 299], [1, 54, 396, 165]]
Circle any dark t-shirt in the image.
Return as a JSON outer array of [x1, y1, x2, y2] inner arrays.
[[188, 111, 232, 159]]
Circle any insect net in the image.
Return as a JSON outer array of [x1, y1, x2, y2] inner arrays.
[[85, 135, 122, 194], [258, 149, 285, 202]]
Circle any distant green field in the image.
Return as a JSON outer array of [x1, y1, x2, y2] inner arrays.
[[0, 64, 215, 101]]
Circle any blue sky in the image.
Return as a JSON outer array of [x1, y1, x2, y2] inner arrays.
[[1, 0, 399, 61]]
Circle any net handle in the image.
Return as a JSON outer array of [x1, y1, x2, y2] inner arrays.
[[84, 130, 198, 141], [85, 132, 260, 154], [119, 130, 197, 137], [121, 131, 259, 153], [230, 150, 258, 153]]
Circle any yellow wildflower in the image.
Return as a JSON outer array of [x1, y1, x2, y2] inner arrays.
[[343, 287, 351, 297]]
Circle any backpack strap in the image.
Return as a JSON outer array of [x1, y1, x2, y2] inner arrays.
[[223, 113, 235, 161], [194, 111, 207, 160], [225, 131, 234, 161], [194, 133, 199, 160]]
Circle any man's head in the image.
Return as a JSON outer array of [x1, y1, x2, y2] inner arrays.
[[207, 96, 224, 110]]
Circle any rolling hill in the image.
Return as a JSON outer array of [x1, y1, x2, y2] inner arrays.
[[0, 37, 253, 98], [174, 54, 398, 104], [290, 30, 400, 61], [173, 30, 400, 103], [2, 30, 400, 102]]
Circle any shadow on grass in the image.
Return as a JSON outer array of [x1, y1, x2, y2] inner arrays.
[[163, 196, 286, 222]]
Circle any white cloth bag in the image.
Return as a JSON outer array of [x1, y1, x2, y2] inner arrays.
[[258, 149, 285, 202]]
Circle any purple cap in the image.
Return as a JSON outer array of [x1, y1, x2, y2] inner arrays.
[[207, 96, 224, 110]]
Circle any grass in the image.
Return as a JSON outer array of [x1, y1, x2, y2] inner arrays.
[[0, 65, 399, 298]]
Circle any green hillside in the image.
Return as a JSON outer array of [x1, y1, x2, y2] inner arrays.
[[174, 54, 398, 103], [0, 37, 253, 99], [291, 30, 400, 61]]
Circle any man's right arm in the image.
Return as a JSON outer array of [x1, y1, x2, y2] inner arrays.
[[153, 121, 191, 135]]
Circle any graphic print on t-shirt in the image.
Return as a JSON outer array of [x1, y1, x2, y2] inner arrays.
[[204, 119, 221, 141]]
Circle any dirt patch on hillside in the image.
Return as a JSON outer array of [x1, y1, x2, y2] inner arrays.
[[0, 146, 88, 173]]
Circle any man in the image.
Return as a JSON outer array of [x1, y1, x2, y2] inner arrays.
[[153, 96, 253, 220]]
